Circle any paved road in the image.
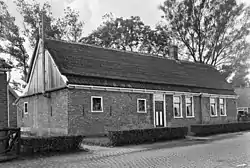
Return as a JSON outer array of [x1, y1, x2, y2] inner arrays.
[[1, 132, 250, 168]]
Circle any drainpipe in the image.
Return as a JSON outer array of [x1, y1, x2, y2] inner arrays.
[[199, 94, 203, 124], [7, 70, 11, 127]]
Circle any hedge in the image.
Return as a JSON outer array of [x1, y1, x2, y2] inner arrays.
[[191, 122, 250, 136], [108, 127, 188, 146], [21, 135, 84, 155]]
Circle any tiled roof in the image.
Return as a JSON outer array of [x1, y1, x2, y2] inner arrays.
[[0, 58, 12, 70], [44, 39, 234, 93]]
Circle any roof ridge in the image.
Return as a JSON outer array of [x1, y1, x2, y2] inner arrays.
[[45, 37, 213, 68]]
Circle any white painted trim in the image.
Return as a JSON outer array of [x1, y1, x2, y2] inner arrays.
[[163, 94, 167, 127], [201, 93, 238, 99], [219, 98, 227, 116], [210, 97, 218, 117], [27, 40, 41, 85], [23, 40, 41, 95], [91, 96, 103, 112], [137, 98, 147, 113], [67, 84, 237, 99], [185, 96, 195, 118], [24, 102, 28, 114], [153, 94, 156, 127], [173, 95, 183, 119]]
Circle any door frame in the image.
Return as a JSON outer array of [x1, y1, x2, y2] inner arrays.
[[153, 93, 167, 127]]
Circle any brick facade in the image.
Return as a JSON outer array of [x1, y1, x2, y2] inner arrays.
[[68, 89, 153, 135], [67, 88, 237, 136], [9, 90, 17, 127], [0, 72, 7, 128], [18, 88, 237, 136]]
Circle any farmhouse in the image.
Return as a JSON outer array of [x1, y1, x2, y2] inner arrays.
[[16, 38, 237, 136]]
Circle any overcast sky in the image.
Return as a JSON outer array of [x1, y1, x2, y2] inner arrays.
[[4, 0, 166, 36], [2, 0, 250, 94], [4, 0, 250, 36]]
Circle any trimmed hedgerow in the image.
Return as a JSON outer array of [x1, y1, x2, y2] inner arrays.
[[21, 135, 84, 154], [108, 127, 188, 146], [191, 122, 250, 136]]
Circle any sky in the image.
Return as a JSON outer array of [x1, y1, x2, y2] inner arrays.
[[3, 0, 166, 36], [2, 0, 250, 95]]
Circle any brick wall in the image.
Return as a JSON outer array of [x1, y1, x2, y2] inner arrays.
[[200, 97, 237, 124], [9, 91, 17, 127], [165, 95, 201, 127], [0, 72, 7, 128], [165, 95, 237, 127], [68, 89, 153, 135], [17, 89, 68, 136]]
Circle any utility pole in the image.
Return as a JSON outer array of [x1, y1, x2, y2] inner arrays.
[[41, 11, 46, 93]]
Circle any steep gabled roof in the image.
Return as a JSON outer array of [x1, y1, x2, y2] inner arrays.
[[44, 38, 234, 93], [26, 37, 40, 83]]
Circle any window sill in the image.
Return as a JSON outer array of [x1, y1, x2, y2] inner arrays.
[[174, 116, 183, 119], [220, 114, 227, 117], [186, 116, 195, 118], [91, 111, 103, 113], [137, 111, 147, 113], [210, 115, 218, 117]]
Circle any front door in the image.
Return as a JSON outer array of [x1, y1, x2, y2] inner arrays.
[[155, 101, 164, 127]]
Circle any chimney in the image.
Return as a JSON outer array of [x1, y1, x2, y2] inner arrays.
[[169, 45, 178, 60]]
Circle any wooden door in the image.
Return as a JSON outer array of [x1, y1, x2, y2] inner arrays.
[[155, 101, 164, 127]]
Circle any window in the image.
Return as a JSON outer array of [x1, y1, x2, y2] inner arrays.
[[137, 99, 146, 113], [91, 96, 103, 112], [24, 102, 28, 114], [210, 98, 217, 116], [219, 98, 226, 116], [173, 96, 182, 118], [186, 96, 194, 117]]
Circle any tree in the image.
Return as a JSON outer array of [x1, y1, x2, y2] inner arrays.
[[230, 64, 250, 87], [0, 0, 28, 91], [81, 13, 145, 51], [56, 7, 84, 42], [0, 0, 84, 92], [159, 0, 250, 78], [15, 0, 84, 46], [81, 13, 171, 55]]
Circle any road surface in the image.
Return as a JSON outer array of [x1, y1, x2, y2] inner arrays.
[[1, 132, 250, 168]]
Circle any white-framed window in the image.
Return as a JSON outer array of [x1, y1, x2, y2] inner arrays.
[[24, 102, 28, 114], [173, 95, 182, 118], [237, 107, 248, 114], [91, 96, 103, 112], [219, 98, 226, 116], [210, 97, 217, 117], [137, 99, 147, 113], [186, 96, 194, 118]]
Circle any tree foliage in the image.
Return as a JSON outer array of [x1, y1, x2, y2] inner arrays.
[[0, 0, 84, 92], [0, 0, 28, 91], [15, 0, 84, 46], [230, 63, 250, 87], [159, 0, 250, 78], [81, 13, 171, 56]]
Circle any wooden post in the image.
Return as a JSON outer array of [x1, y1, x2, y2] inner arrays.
[[16, 128, 21, 156], [41, 11, 46, 93]]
